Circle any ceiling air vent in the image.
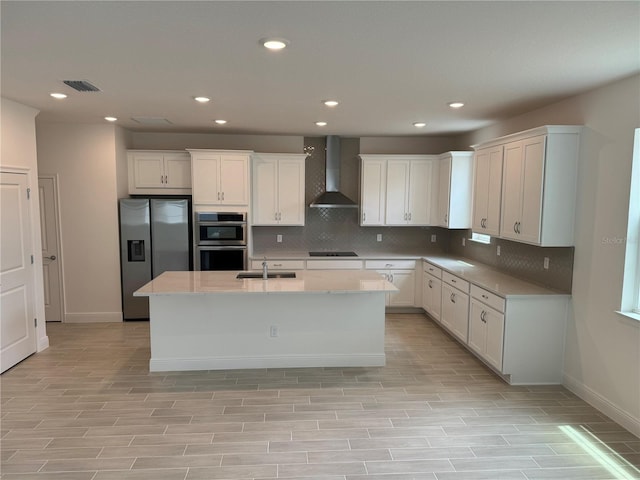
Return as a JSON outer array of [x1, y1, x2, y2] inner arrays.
[[131, 116, 173, 126], [63, 80, 101, 92]]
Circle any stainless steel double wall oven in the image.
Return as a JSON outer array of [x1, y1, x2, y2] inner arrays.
[[195, 212, 247, 271]]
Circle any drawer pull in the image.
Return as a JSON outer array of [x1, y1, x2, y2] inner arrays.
[[481, 294, 488, 299], [273, 263, 282, 267]]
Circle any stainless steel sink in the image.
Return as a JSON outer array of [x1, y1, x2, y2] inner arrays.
[[236, 272, 296, 279]]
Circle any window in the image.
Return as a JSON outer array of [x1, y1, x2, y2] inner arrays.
[[619, 128, 640, 320], [470, 232, 491, 244]]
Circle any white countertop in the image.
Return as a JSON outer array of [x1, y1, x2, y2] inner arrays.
[[251, 251, 568, 297], [134, 270, 397, 296]]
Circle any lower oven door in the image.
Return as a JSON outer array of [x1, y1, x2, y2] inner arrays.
[[196, 246, 247, 271]]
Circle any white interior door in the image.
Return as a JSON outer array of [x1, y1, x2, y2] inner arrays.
[[1, 171, 37, 372], [39, 176, 63, 322]]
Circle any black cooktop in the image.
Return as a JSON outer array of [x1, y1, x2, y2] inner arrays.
[[309, 251, 358, 257]]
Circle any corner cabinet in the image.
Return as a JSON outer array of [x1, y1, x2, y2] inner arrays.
[[422, 261, 442, 322], [472, 125, 582, 246], [252, 153, 306, 226], [436, 152, 474, 229], [359, 155, 438, 226], [472, 145, 504, 236], [127, 150, 191, 195], [189, 150, 251, 206], [366, 260, 416, 307]]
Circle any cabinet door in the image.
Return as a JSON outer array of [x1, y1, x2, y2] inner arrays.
[[441, 283, 469, 342], [252, 157, 278, 225], [360, 160, 386, 226], [407, 160, 433, 225], [219, 155, 249, 205], [385, 160, 409, 224], [133, 152, 164, 188], [388, 269, 415, 307], [191, 154, 221, 204], [423, 272, 441, 322], [500, 141, 523, 241], [469, 298, 504, 371], [164, 154, 191, 189], [278, 159, 305, 225], [437, 156, 451, 227], [472, 148, 491, 232], [518, 136, 545, 244]]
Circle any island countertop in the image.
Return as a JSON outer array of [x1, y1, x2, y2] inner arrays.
[[134, 270, 397, 296]]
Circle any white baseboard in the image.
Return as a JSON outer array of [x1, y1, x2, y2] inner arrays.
[[64, 312, 123, 323], [563, 373, 640, 438], [37, 335, 49, 352], [150, 354, 386, 372]]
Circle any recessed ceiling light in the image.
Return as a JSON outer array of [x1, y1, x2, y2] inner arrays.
[[413, 122, 427, 128], [448, 102, 465, 109], [214, 119, 227, 125], [104, 116, 118, 122], [194, 96, 210, 103], [50, 93, 67, 99], [323, 100, 339, 107], [315, 121, 327, 127], [261, 38, 289, 50]]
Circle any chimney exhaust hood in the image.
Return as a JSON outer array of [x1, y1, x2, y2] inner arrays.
[[309, 136, 358, 208]]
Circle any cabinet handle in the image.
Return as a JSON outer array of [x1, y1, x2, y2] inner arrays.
[[481, 294, 488, 299], [444, 213, 448, 224], [363, 212, 366, 222], [221, 192, 225, 201], [482, 218, 487, 228], [273, 263, 282, 267], [451, 278, 456, 283], [450, 293, 456, 303], [160, 175, 164, 184], [408, 212, 412, 221], [164, 175, 168, 184], [390, 274, 394, 283], [428, 279, 433, 288], [481, 311, 487, 323], [517, 221, 521, 234], [513, 221, 518, 233], [217, 192, 221, 200]]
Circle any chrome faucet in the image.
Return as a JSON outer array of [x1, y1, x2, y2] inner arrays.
[[262, 257, 268, 280]]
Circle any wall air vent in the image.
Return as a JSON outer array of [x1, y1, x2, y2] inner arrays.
[[62, 80, 101, 92]]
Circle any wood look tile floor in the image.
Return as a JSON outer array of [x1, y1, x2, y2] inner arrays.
[[1, 314, 639, 480]]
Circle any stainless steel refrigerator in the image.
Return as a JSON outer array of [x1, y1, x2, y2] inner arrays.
[[119, 198, 191, 320]]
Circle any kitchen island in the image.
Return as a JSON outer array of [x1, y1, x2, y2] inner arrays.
[[134, 270, 396, 372]]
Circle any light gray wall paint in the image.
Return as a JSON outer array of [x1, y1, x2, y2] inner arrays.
[[131, 132, 303, 153]]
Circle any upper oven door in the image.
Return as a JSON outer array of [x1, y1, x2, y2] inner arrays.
[[197, 222, 246, 245]]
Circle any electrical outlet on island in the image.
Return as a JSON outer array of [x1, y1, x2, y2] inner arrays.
[[276, 234, 282, 243], [431, 234, 436, 243]]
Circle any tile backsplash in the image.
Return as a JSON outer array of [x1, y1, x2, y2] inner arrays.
[[448, 230, 574, 293]]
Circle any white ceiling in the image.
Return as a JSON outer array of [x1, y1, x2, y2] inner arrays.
[[2, 1, 639, 137]]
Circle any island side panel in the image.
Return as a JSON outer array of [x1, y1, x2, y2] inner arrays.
[[148, 292, 386, 371]]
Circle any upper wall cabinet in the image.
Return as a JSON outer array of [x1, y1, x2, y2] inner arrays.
[[252, 153, 306, 226], [359, 155, 438, 226], [189, 150, 251, 206], [472, 145, 504, 236], [437, 152, 473, 229], [127, 150, 191, 195], [472, 125, 582, 246]]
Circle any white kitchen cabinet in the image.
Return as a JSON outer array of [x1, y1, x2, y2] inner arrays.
[[437, 152, 473, 228], [366, 260, 416, 307], [190, 150, 251, 206], [127, 151, 191, 195], [252, 153, 306, 226], [360, 158, 386, 226], [422, 261, 442, 322], [472, 145, 503, 236], [469, 293, 505, 371], [385, 157, 436, 225], [440, 272, 469, 343], [473, 125, 581, 246]]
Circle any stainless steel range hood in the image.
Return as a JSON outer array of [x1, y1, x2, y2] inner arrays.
[[309, 136, 358, 208]]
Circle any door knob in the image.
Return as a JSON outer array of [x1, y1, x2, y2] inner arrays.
[[45, 255, 56, 260]]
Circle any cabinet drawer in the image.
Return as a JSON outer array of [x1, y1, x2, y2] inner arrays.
[[250, 260, 305, 270], [423, 262, 442, 278], [442, 271, 469, 293], [306, 260, 363, 270], [365, 260, 416, 269], [470, 285, 505, 313]]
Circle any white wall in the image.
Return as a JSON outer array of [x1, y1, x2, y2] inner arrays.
[[465, 74, 640, 436], [36, 122, 122, 323], [131, 132, 303, 153], [1, 98, 49, 350]]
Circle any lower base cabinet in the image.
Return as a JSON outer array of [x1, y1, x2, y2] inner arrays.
[[468, 298, 505, 371], [422, 271, 442, 322], [366, 260, 416, 307], [441, 282, 469, 342]]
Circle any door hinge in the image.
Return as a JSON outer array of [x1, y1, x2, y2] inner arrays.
[[31, 255, 34, 264], [34, 318, 38, 327], [27, 188, 31, 199]]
